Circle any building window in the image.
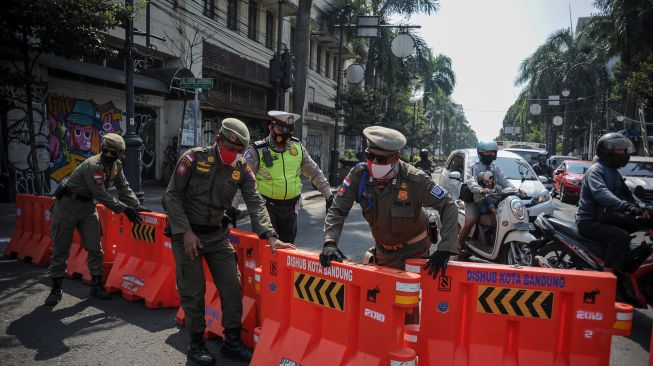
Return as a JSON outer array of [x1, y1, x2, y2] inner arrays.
[[265, 11, 274, 49], [325, 53, 330, 78], [248, 1, 258, 41], [290, 26, 295, 53], [227, 0, 238, 31], [203, 0, 215, 18], [316, 46, 322, 75]]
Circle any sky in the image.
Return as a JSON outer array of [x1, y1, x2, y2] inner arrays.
[[409, 0, 598, 141]]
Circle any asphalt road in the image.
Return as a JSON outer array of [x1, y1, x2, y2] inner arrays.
[[0, 180, 651, 365]]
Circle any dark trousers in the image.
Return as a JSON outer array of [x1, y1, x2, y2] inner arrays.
[[577, 220, 632, 271], [265, 201, 299, 243]]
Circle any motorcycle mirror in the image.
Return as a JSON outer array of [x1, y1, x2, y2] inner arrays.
[[634, 185, 646, 199]]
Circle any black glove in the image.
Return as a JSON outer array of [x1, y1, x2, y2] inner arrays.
[[325, 195, 334, 214], [123, 206, 143, 224], [423, 251, 453, 279], [135, 205, 151, 212], [624, 202, 643, 216], [319, 242, 346, 267], [222, 207, 240, 228]]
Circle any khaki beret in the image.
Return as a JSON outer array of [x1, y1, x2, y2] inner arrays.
[[102, 133, 126, 151], [363, 126, 406, 151], [268, 110, 301, 125], [220, 118, 250, 146]]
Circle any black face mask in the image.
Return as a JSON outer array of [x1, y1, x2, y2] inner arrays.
[[101, 154, 119, 165], [273, 131, 292, 145], [605, 153, 630, 168], [480, 154, 496, 165]]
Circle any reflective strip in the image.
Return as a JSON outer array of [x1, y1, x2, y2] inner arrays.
[[390, 359, 416, 366], [616, 312, 633, 321], [405, 264, 421, 273], [253, 334, 259, 343], [255, 273, 260, 282], [403, 333, 417, 343], [395, 294, 420, 305], [613, 320, 632, 330], [396, 281, 420, 293]]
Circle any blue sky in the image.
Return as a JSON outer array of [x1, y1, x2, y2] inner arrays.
[[409, 0, 598, 141]]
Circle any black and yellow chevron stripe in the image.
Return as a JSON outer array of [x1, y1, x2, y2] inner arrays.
[[293, 272, 345, 311], [476, 285, 554, 319], [131, 223, 156, 243]]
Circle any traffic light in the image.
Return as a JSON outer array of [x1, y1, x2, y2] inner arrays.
[[269, 57, 282, 85], [281, 50, 295, 90]]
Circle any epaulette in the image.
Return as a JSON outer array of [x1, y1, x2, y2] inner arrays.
[[252, 140, 267, 149], [290, 137, 300, 143]]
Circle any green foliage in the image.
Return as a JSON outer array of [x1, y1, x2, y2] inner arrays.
[[342, 149, 357, 161]]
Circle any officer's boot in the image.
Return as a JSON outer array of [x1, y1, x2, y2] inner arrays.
[[187, 332, 215, 366], [220, 327, 253, 362], [44, 277, 64, 307], [89, 275, 111, 300]]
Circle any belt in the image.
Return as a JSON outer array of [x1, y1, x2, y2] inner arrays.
[[63, 191, 93, 202], [262, 195, 300, 206], [190, 223, 223, 235], [379, 230, 428, 252]]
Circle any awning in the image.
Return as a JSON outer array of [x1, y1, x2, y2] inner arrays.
[[139, 67, 196, 93]]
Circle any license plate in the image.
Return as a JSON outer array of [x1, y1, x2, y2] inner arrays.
[[514, 223, 534, 231]]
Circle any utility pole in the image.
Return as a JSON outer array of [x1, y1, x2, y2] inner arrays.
[[124, 0, 144, 201], [275, 0, 285, 110], [328, 8, 348, 186]]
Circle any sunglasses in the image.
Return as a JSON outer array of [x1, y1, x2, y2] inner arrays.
[[102, 148, 120, 157], [272, 123, 293, 133], [365, 148, 395, 164]]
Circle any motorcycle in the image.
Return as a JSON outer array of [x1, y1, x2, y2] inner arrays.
[[457, 187, 537, 265], [531, 202, 653, 308]]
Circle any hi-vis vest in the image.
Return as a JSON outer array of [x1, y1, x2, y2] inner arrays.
[[255, 140, 303, 200]]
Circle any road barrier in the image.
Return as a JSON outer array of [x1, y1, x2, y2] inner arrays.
[[405, 259, 632, 366], [21, 196, 54, 266], [5, 195, 36, 260], [105, 211, 178, 308], [251, 248, 420, 366]]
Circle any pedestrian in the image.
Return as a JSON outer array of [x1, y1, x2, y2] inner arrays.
[[244, 110, 334, 243], [165, 118, 292, 365], [45, 133, 145, 307], [320, 126, 458, 280], [414, 148, 434, 175]]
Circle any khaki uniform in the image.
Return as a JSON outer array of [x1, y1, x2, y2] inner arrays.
[[49, 154, 139, 278], [324, 161, 459, 269], [165, 145, 276, 334]]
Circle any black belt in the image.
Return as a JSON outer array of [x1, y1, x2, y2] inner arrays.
[[190, 223, 223, 234], [262, 195, 300, 206], [63, 191, 93, 202]]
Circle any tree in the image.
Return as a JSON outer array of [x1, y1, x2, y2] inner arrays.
[[0, 0, 131, 195]]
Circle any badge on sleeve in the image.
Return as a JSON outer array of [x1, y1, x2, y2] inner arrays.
[[208, 156, 215, 163], [430, 184, 446, 199], [398, 190, 408, 201], [177, 164, 188, 176], [93, 171, 105, 185], [290, 147, 298, 156], [338, 177, 351, 197], [244, 150, 252, 159]]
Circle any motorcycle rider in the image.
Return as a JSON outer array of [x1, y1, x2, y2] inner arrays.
[[459, 141, 516, 257], [532, 151, 553, 179], [576, 132, 648, 273], [414, 149, 434, 175]]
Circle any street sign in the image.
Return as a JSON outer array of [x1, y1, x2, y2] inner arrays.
[[548, 95, 560, 106], [553, 116, 563, 126], [179, 78, 213, 89], [530, 103, 541, 115]]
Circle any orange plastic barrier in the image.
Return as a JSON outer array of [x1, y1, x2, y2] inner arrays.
[[105, 211, 178, 308], [4, 194, 30, 258], [20, 196, 54, 266], [251, 248, 420, 366], [404, 259, 632, 366]]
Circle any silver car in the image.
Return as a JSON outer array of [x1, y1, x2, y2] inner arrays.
[[438, 149, 554, 220], [619, 156, 653, 203]]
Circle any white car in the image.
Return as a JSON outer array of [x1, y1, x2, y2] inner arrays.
[[620, 156, 653, 203], [438, 149, 554, 221]]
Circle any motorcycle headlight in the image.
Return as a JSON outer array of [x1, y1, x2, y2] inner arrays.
[[510, 198, 526, 220], [566, 177, 580, 185], [536, 191, 551, 203]]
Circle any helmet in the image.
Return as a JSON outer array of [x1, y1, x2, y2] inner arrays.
[[596, 132, 636, 168], [537, 151, 549, 163], [477, 140, 498, 165], [477, 171, 494, 183], [419, 149, 429, 160]]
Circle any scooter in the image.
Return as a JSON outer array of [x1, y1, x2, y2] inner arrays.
[[457, 188, 537, 265], [531, 205, 653, 308]]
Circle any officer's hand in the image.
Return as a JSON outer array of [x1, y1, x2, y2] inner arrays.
[[123, 206, 143, 224], [135, 205, 151, 212], [183, 230, 202, 260], [423, 251, 453, 279], [325, 195, 334, 214], [222, 207, 240, 228], [320, 242, 347, 267], [268, 236, 296, 255]]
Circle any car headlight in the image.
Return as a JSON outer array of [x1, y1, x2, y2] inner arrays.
[[566, 177, 580, 185], [536, 191, 551, 203], [510, 198, 526, 220]]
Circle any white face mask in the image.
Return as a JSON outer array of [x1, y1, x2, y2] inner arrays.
[[368, 161, 394, 179]]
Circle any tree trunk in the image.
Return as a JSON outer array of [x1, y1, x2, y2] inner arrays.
[[23, 44, 43, 195], [292, 0, 313, 140]]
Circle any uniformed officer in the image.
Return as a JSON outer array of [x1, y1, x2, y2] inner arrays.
[[45, 133, 144, 307], [244, 110, 333, 243], [320, 126, 458, 279], [165, 118, 292, 365]]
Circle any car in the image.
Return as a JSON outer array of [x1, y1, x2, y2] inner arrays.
[[439, 149, 554, 221], [552, 160, 592, 203], [619, 156, 653, 203], [548, 155, 579, 171], [503, 148, 546, 167]]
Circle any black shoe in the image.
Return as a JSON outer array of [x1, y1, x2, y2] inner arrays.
[[221, 328, 253, 362], [44, 277, 63, 307], [89, 276, 111, 300], [188, 341, 215, 366]]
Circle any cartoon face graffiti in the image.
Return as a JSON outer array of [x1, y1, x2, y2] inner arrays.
[[72, 124, 94, 151]]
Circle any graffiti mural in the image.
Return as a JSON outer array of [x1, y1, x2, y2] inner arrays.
[[48, 95, 123, 187], [0, 84, 49, 196], [135, 106, 157, 180]]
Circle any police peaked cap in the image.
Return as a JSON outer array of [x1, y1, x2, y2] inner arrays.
[[268, 110, 301, 126]]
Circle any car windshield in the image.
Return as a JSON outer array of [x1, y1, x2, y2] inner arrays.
[[619, 161, 653, 177], [470, 156, 538, 180], [567, 162, 591, 174], [507, 150, 540, 165]]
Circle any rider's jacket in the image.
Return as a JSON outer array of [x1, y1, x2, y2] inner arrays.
[[576, 160, 634, 223], [532, 162, 553, 178]]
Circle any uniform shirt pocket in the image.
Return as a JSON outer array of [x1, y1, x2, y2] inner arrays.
[[391, 204, 415, 234]]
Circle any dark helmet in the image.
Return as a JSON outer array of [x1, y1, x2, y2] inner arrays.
[[596, 132, 636, 168], [537, 151, 549, 163], [477, 140, 498, 165], [419, 149, 429, 160]]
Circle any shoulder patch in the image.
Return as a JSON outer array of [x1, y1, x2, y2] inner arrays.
[[430, 183, 447, 199], [337, 176, 352, 197], [243, 149, 253, 159], [93, 170, 105, 185]]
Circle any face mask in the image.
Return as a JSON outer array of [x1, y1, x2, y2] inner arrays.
[[614, 153, 630, 168], [101, 154, 119, 165], [219, 145, 242, 167], [367, 160, 394, 179], [480, 154, 496, 165]]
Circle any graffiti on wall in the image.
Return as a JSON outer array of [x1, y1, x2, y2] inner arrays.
[[48, 95, 123, 186], [135, 106, 157, 180], [0, 84, 50, 195]]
